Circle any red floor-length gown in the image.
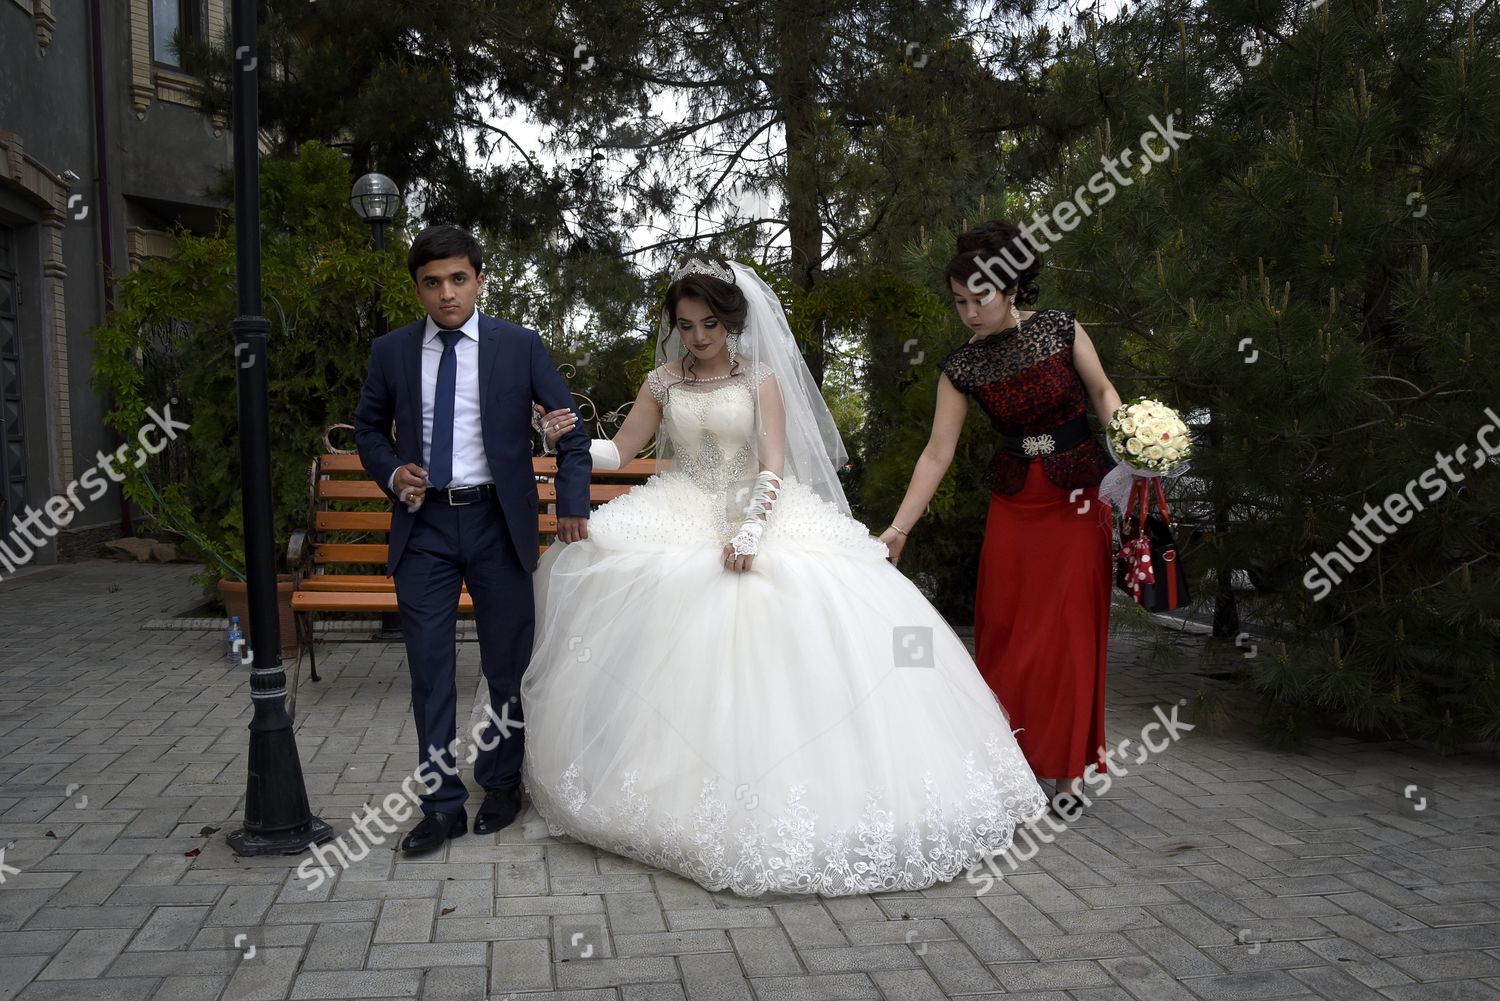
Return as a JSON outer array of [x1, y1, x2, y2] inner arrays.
[[939, 309, 1114, 781]]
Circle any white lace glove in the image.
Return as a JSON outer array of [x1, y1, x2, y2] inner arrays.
[[589, 439, 621, 471], [729, 471, 782, 557]]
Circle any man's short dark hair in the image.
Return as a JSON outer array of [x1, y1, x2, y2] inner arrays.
[[408, 225, 483, 279]]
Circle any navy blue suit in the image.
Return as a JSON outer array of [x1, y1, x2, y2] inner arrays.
[[354, 311, 590, 812]]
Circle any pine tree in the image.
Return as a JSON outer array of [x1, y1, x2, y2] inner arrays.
[[1033, 0, 1500, 747]]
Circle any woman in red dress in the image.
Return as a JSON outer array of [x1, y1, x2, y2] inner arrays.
[[881, 221, 1122, 806]]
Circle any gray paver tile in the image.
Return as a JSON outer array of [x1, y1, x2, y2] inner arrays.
[[728, 927, 804, 976], [745, 974, 880, 1001], [612, 929, 727, 957], [368, 941, 489, 967], [6, 563, 1500, 1001], [373, 898, 436, 944], [289, 969, 422, 999], [220, 946, 303, 1001], [303, 919, 375, 971], [554, 956, 682, 990], [151, 976, 233, 1001], [419, 965, 488, 1001], [490, 936, 552, 993], [35, 928, 133, 980], [622, 984, 688, 1001], [15, 977, 158, 1001], [678, 952, 754, 1001]]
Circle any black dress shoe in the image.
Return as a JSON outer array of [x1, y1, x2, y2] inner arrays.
[[473, 786, 524, 835], [399, 808, 467, 855]]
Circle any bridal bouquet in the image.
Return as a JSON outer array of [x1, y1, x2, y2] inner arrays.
[[1106, 398, 1192, 474], [1100, 398, 1193, 612]]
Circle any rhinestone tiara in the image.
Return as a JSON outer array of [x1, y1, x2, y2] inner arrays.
[[670, 256, 735, 285]]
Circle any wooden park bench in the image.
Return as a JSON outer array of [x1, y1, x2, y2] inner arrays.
[[284, 427, 656, 718]]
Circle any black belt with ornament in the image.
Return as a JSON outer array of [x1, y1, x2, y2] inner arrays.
[[998, 415, 1092, 461]]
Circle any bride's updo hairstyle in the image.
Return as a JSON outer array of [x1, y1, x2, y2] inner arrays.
[[945, 220, 1044, 307], [664, 253, 749, 379]]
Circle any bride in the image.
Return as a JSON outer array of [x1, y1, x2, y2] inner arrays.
[[520, 254, 1048, 896]]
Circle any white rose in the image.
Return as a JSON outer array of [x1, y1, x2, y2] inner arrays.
[[1120, 418, 1137, 435], [1126, 437, 1144, 456], [1146, 444, 1165, 462]]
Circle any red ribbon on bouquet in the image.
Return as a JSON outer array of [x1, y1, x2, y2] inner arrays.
[[1118, 477, 1173, 602]]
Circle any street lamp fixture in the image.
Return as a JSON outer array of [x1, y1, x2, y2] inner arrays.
[[350, 172, 400, 225]]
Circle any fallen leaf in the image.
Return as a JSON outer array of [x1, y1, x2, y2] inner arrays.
[[184, 848, 201, 857]]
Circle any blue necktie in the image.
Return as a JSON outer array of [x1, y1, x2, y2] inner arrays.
[[427, 327, 464, 490]]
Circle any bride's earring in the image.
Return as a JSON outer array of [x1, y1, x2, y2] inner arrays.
[[1008, 296, 1022, 330], [727, 332, 741, 366]]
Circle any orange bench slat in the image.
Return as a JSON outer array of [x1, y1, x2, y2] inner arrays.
[[533, 456, 660, 479], [313, 511, 560, 533], [318, 480, 388, 500], [313, 543, 391, 564], [316, 511, 392, 531], [291, 591, 475, 614], [318, 453, 367, 472], [539, 483, 634, 503]]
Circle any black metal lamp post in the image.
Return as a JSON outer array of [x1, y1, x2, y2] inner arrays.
[[225, 0, 332, 857], [350, 173, 401, 335], [350, 171, 403, 640], [351, 172, 399, 240]]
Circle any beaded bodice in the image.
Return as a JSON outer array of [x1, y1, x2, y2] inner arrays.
[[647, 364, 772, 497]]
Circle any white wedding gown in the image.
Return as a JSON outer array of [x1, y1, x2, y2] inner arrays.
[[520, 366, 1048, 896]]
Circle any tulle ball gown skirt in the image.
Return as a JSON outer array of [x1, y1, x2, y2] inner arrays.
[[520, 471, 1048, 897]]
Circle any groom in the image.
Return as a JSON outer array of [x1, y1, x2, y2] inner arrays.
[[355, 225, 591, 854]]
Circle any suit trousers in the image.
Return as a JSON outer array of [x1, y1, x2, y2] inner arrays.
[[392, 496, 533, 813]]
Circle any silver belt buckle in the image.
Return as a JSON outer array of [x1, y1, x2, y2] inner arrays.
[[1021, 433, 1057, 457], [447, 485, 480, 506]]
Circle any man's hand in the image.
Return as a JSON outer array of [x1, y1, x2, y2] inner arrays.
[[394, 463, 428, 504], [557, 516, 588, 543]]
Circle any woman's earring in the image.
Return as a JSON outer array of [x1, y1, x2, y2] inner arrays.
[[1009, 297, 1022, 329], [727, 332, 741, 365]]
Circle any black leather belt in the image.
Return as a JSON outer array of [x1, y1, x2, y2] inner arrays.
[[999, 414, 1092, 460], [425, 483, 498, 506]]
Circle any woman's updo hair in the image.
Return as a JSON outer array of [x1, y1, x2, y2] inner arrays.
[[664, 254, 748, 334], [945, 220, 1043, 306]]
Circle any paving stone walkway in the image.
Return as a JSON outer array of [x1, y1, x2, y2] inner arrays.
[[1, 560, 1497, 1001]]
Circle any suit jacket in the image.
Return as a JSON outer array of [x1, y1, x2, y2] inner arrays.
[[354, 312, 591, 575]]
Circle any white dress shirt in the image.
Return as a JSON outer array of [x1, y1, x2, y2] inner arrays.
[[422, 309, 493, 488], [389, 310, 494, 497]]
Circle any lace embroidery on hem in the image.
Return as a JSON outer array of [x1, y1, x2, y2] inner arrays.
[[525, 736, 1048, 897]]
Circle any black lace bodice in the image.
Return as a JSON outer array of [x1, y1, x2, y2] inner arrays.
[[939, 309, 1112, 496]]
